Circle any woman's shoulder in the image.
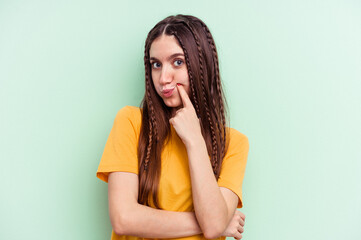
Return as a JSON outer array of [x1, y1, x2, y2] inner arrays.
[[114, 105, 142, 129], [226, 127, 249, 146], [116, 105, 142, 116]]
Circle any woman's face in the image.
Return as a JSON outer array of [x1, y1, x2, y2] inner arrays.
[[149, 34, 191, 112]]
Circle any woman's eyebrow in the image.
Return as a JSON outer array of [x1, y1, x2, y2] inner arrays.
[[150, 53, 184, 61]]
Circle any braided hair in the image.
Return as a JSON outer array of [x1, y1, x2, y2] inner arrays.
[[137, 14, 230, 208]]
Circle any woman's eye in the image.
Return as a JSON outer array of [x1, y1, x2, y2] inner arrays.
[[152, 62, 161, 69], [174, 59, 184, 66]]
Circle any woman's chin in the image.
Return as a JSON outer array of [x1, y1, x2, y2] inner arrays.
[[163, 98, 181, 108]]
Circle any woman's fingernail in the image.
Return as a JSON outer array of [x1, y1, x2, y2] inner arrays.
[[177, 83, 181, 86]]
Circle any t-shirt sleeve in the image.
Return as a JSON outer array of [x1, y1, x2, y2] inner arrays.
[[217, 129, 249, 208], [96, 106, 140, 183]]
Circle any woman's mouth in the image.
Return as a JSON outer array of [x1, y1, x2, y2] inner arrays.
[[162, 87, 175, 98]]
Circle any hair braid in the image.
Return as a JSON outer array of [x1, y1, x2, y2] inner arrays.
[[143, 53, 159, 171], [200, 22, 227, 161], [144, 121, 153, 171], [183, 22, 219, 174]]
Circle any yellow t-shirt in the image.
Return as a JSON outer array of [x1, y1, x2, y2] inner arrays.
[[97, 105, 249, 240]]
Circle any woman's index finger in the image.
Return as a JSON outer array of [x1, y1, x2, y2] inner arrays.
[[176, 84, 192, 108]]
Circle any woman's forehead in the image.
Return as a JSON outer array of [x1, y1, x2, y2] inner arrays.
[[149, 35, 183, 58]]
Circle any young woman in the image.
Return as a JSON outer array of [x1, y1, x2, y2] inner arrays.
[[97, 14, 249, 240]]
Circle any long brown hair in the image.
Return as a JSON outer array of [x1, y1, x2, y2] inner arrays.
[[137, 14, 230, 209]]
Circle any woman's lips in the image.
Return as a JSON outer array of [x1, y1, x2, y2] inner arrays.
[[162, 86, 176, 98]]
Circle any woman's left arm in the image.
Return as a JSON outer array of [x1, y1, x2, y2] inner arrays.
[[170, 84, 239, 239], [185, 137, 238, 239]]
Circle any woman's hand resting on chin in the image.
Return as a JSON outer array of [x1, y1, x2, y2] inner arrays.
[[169, 84, 203, 147]]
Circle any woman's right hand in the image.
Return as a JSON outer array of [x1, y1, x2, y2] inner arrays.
[[221, 210, 245, 239]]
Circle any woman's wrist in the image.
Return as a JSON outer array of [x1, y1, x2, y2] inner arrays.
[[184, 133, 205, 149]]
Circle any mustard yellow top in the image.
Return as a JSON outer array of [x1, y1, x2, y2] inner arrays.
[[97, 105, 249, 240]]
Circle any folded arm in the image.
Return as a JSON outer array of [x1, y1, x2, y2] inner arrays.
[[108, 172, 202, 238], [185, 138, 239, 239]]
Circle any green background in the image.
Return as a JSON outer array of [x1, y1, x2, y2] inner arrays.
[[1, 0, 360, 239]]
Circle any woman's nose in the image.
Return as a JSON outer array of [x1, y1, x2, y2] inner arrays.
[[159, 65, 172, 84]]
